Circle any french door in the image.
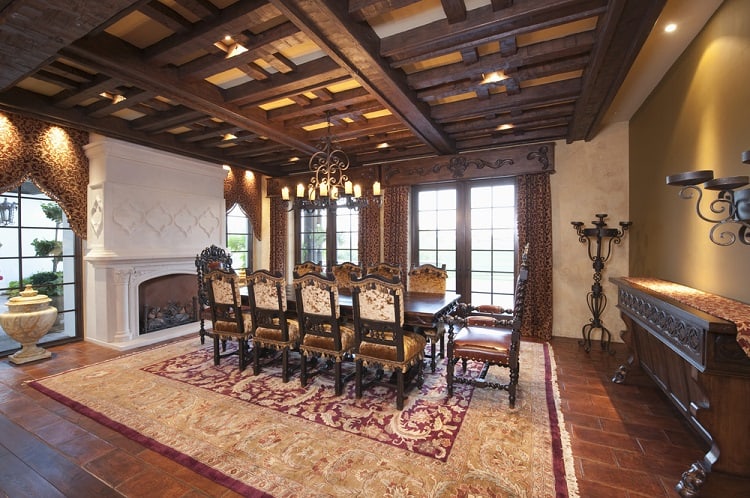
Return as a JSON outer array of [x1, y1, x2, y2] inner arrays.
[[411, 179, 516, 308]]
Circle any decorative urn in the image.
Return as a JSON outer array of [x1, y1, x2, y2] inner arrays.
[[0, 284, 58, 364]]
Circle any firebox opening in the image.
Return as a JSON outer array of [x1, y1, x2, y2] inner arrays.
[[139, 274, 198, 334]]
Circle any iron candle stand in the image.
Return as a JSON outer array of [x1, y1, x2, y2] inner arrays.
[[571, 214, 631, 354]]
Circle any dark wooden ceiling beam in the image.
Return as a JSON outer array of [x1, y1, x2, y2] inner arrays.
[[0, 0, 144, 90], [347, 0, 421, 22], [173, 0, 220, 19], [418, 53, 588, 103], [455, 125, 568, 150], [443, 103, 576, 134], [441, 0, 467, 23], [267, 87, 372, 122], [431, 78, 581, 122], [407, 30, 594, 90], [144, 0, 270, 65], [271, 0, 455, 155], [0, 86, 265, 172], [53, 74, 122, 108], [140, 1, 193, 33], [86, 88, 155, 118], [61, 32, 318, 154], [225, 57, 349, 105], [568, 0, 666, 142], [177, 21, 299, 79], [384, 0, 607, 68]]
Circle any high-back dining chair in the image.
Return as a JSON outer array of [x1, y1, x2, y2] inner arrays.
[[406, 263, 448, 372], [294, 261, 323, 276], [445, 243, 529, 408], [246, 270, 300, 382], [330, 261, 363, 294], [351, 274, 426, 410], [293, 272, 356, 395], [204, 269, 252, 371], [195, 245, 233, 344], [366, 262, 402, 281]]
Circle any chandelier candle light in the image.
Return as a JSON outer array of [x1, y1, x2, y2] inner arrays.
[[282, 113, 382, 212], [666, 149, 750, 246]]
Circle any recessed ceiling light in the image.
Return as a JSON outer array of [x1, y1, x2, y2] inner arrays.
[[665, 23, 677, 33], [481, 71, 507, 84], [376, 142, 389, 149], [222, 133, 237, 141], [496, 124, 514, 131]]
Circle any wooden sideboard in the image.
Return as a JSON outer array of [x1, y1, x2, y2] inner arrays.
[[610, 277, 750, 497]]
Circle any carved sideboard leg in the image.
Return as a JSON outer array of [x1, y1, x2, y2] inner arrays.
[[611, 361, 630, 383], [676, 462, 707, 497]]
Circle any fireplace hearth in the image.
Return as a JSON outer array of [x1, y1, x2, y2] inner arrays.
[[139, 274, 197, 334]]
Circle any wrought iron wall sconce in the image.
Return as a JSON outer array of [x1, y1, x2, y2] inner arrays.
[[571, 214, 631, 354], [0, 198, 18, 225], [666, 149, 750, 246]]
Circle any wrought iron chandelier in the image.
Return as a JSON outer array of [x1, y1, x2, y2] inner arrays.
[[666, 149, 750, 246], [282, 112, 381, 212]]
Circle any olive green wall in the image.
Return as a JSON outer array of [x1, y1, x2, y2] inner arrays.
[[630, 0, 750, 304]]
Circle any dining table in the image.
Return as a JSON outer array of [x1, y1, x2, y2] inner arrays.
[[289, 287, 462, 372]]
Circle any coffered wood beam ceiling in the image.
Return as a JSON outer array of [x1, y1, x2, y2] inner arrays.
[[0, 0, 666, 176]]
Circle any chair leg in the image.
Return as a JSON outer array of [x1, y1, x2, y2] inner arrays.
[[509, 365, 519, 408], [200, 320, 206, 344], [213, 335, 220, 366], [238, 338, 246, 372], [429, 339, 437, 373], [355, 360, 363, 399], [281, 348, 289, 383], [253, 342, 261, 375], [300, 354, 308, 387], [396, 369, 405, 410], [334, 361, 343, 396], [446, 359, 454, 397]]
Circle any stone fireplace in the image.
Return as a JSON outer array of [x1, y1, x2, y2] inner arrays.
[[84, 135, 227, 350]]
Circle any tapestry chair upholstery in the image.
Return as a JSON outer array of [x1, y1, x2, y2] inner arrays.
[[294, 261, 323, 276], [293, 272, 356, 395], [406, 263, 449, 372], [195, 245, 233, 345], [247, 270, 300, 382], [366, 262, 402, 281], [205, 269, 252, 371], [445, 244, 529, 408], [351, 274, 426, 410], [330, 261, 363, 294]]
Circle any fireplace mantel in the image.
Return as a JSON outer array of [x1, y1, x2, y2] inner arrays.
[[84, 135, 227, 350]]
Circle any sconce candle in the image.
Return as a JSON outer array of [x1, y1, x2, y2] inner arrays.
[[666, 150, 750, 246]]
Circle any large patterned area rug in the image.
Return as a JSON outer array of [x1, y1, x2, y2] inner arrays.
[[30, 339, 579, 497]]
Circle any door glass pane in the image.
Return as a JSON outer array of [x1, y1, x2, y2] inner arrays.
[[414, 187, 457, 292], [334, 200, 358, 264], [469, 182, 515, 306], [300, 208, 327, 265], [1, 182, 79, 356]]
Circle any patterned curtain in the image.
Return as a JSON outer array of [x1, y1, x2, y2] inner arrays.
[[224, 167, 262, 241], [382, 185, 409, 283], [516, 172, 553, 340], [358, 192, 381, 267], [269, 197, 288, 275], [0, 112, 89, 238]]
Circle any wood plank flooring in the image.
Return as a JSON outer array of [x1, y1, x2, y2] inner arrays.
[[0, 336, 706, 497]]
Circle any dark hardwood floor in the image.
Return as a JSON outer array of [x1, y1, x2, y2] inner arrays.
[[0, 336, 705, 497]]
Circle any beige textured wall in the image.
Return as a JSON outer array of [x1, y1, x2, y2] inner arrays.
[[551, 122, 631, 340], [630, 0, 750, 303]]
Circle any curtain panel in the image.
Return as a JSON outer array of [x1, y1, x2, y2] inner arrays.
[[0, 112, 89, 238], [224, 167, 262, 241], [516, 172, 553, 340], [382, 185, 409, 282], [358, 192, 381, 268], [269, 197, 288, 275]]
